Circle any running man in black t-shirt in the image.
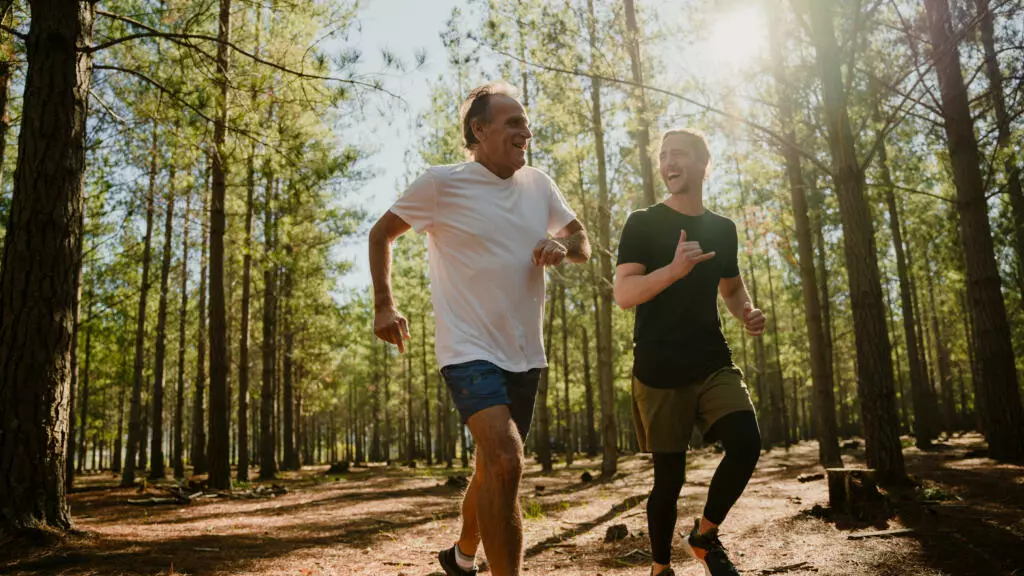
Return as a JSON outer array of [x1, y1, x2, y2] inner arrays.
[[613, 128, 766, 576]]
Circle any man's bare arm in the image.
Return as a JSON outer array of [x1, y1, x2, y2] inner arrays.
[[369, 210, 412, 351], [554, 219, 591, 263]]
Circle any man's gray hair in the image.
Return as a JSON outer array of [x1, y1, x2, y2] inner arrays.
[[460, 81, 521, 151]]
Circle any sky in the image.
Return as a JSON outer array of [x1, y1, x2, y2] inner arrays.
[[334, 0, 461, 296]]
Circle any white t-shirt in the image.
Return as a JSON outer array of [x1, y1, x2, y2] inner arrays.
[[390, 161, 577, 372]]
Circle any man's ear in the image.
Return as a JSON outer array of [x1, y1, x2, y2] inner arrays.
[[471, 118, 488, 144]]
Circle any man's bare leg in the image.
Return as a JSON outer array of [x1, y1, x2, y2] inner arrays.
[[456, 464, 482, 557], [463, 404, 525, 576]]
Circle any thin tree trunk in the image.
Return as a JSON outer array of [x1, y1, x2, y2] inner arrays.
[[191, 167, 210, 475], [67, 263, 83, 484], [560, 283, 573, 466], [925, 260, 955, 434], [150, 163, 178, 481], [623, 0, 655, 207], [237, 146, 255, 482], [207, 0, 233, 490], [925, 0, 1024, 461], [975, 0, 1024, 289], [809, 0, 905, 481], [421, 308, 432, 466], [0, 0, 15, 196], [767, 4, 839, 464], [738, 166, 771, 446], [536, 282, 556, 472], [878, 133, 935, 447], [765, 258, 789, 448], [173, 192, 191, 479], [259, 172, 278, 479], [113, 349, 127, 473], [121, 125, 159, 488], [405, 354, 414, 465], [580, 325, 597, 457], [588, 0, 617, 477], [77, 296, 93, 474], [282, 266, 296, 470]]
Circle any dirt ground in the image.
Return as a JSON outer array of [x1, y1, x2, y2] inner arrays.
[[2, 433, 1022, 576]]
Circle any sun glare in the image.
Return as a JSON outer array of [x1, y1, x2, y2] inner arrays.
[[708, 7, 766, 69]]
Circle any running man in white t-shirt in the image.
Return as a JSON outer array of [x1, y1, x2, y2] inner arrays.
[[368, 81, 590, 576]]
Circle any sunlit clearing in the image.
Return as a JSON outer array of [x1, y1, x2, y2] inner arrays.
[[708, 7, 766, 69]]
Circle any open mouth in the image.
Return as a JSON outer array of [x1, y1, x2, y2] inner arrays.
[[513, 141, 527, 151], [666, 172, 683, 183]]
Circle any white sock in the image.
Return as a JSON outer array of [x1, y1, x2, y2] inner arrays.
[[454, 544, 476, 570]]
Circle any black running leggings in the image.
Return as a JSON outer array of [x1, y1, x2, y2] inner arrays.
[[647, 410, 761, 565]]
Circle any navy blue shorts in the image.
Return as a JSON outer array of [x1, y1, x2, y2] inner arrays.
[[440, 360, 541, 440]]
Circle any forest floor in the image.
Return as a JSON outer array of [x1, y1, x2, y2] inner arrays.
[[2, 433, 1022, 576]]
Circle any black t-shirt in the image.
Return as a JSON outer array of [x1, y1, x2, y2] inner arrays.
[[616, 204, 740, 388]]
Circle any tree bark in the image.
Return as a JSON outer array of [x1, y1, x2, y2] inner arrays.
[[975, 0, 1024, 290], [924, 0, 1024, 461], [259, 172, 278, 479], [421, 308, 432, 466], [767, 3, 839, 465], [588, 0, 617, 478], [207, 0, 233, 490], [281, 259, 297, 470], [191, 166, 210, 475], [77, 296, 93, 474], [560, 285, 573, 465], [535, 282, 556, 472], [580, 325, 598, 457], [237, 146, 255, 482], [623, 0, 655, 207], [121, 125, 159, 488], [809, 0, 906, 482], [149, 163, 177, 481], [173, 192, 191, 479]]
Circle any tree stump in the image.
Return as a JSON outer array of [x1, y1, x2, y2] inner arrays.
[[825, 468, 884, 518]]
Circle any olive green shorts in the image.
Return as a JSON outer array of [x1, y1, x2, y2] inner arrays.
[[631, 364, 756, 453]]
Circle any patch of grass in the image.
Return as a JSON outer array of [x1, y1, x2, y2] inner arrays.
[[916, 482, 958, 501], [524, 499, 545, 520]]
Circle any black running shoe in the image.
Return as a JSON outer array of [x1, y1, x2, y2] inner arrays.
[[682, 519, 742, 576], [437, 545, 477, 576]]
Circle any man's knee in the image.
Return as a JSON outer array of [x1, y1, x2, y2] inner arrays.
[[484, 443, 524, 483]]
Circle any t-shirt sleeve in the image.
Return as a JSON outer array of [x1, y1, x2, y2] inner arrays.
[[616, 210, 647, 267], [390, 170, 438, 234], [721, 219, 740, 278], [546, 177, 577, 236]]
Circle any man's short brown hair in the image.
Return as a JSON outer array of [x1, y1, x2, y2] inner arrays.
[[661, 128, 713, 179], [460, 81, 520, 151]]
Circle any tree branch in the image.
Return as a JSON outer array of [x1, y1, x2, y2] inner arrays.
[[92, 10, 404, 102], [490, 48, 834, 177], [865, 181, 954, 203]]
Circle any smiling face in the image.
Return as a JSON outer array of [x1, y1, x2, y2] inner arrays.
[[472, 94, 533, 178], [659, 132, 708, 195]]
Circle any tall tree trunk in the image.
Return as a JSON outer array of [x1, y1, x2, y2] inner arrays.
[[138, 398, 149, 473], [588, 0, 617, 478], [765, 258, 789, 448], [580, 325, 598, 457], [878, 134, 935, 447], [191, 168, 210, 475], [623, 0, 655, 207], [113, 349, 127, 473], [560, 284, 573, 465], [282, 262, 296, 470], [924, 0, 1024, 461], [237, 146, 255, 482], [173, 192, 191, 479], [738, 167, 771, 446], [421, 309, 432, 466], [809, 0, 905, 481], [207, 0, 233, 490], [405, 354, 414, 465], [0, 0, 14, 196], [259, 172, 278, 479], [925, 260, 954, 434], [150, 165, 178, 481], [767, 4, 839, 465], [66, 258, 83, 484], [975, 0, 1024, 289], [121, 125, 159, 488], [811, 180, 839, 445], [383, 345, 391, 462], [77, 296, 93, 473], [535, 282, 556, 472]]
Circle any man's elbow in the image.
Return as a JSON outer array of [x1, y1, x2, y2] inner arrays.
[[613, 286, 634, 310]]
